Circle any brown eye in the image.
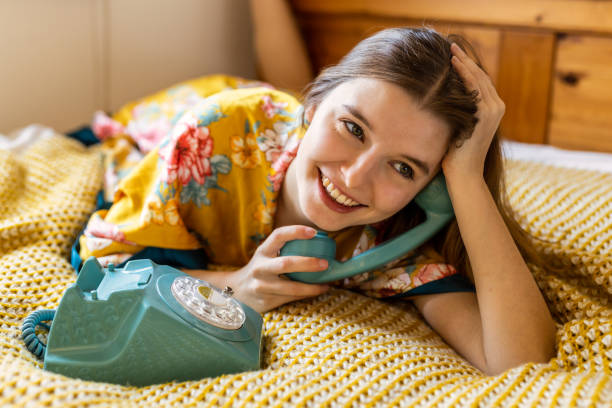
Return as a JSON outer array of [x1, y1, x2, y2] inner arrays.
[[343, 120, 364, 141], [392, 161, 414, 179]]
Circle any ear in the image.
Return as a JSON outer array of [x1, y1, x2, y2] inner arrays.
[[304, 104, 317, 125]]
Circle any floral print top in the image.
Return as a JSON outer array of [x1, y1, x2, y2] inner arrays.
[[79, 75, 472, 299]]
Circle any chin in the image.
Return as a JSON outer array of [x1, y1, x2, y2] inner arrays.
[[303, 210, 353, 232], [313, 221, 346, 232]]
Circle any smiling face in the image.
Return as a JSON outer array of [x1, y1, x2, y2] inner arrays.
[[279, 77, 451, 232]]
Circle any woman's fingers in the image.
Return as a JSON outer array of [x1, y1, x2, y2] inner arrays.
[[271, 255, 328, 275], [451, 50, 503, 122], [258, 225, 317, 257], [252, 224, 329, 277], [451, 43, 489, 84], [251, 254, 327, 278], [451, 54, 479, 93], [232, 225, 334, 313], [450, 43, 495, 104], [452, 45, 504, 113]]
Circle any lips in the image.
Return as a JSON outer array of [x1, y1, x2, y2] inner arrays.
[[317, 169, 365, 213]]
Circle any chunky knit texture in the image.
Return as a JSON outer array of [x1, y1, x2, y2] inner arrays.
[[1, 131, 611, 407]]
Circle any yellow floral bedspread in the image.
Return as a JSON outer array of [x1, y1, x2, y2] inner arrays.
[[1, 128, 611, 407]]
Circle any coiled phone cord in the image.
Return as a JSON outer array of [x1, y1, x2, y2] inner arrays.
[[21, 309, 56, 360]]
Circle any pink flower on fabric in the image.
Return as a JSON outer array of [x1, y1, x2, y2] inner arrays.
[[412, 264, 457, 287], [159, 114, 213, 186], [257, 122, 292, 163], [268, 146, 297, 192], [261, 95, 288, 119], [92, 111, 124, 140], [126, 116, 171, 154]]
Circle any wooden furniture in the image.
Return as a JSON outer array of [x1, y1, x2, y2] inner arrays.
[[290, 0, 612, 153]]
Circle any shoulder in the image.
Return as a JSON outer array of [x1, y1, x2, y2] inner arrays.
[[205, 87, 303, 117], [168, 86, 303, 131], [112, 74, 303, 126]]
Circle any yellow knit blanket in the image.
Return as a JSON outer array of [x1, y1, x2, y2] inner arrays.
[[1, 130, 611, 407]]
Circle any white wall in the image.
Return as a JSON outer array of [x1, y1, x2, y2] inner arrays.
[[0, 0, 256, 134]]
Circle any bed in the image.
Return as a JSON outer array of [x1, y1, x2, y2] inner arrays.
[[1, 122, 611, 408], [2, 2, 612, 407]]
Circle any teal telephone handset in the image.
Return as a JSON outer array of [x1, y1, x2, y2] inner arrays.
[[282, 173, 454, 283], [22, 258, 263, 386]]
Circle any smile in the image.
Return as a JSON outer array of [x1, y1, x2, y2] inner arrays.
[[319, 171, 363, 208]]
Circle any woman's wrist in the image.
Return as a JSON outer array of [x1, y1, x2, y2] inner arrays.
[[181, 268, 234, 289], [442, 153, 486, 181], [442, 167, 487, 198]]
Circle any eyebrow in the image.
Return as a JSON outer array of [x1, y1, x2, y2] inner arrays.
[[401, 154, 431, 175], [342, 104, 373, 131], [342, 104, 431, 176]]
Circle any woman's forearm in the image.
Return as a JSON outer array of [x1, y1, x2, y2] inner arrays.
[[249, 0, 314, 92], [445, 173, 556, 373]]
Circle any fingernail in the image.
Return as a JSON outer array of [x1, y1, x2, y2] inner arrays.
[[319, 259, 328, 268], [306, 227, 317, 236]]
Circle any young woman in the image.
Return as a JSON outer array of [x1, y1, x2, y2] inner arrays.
[[78, 26, 556, 375]]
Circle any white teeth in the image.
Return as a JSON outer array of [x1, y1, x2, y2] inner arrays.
[[320, 174, 360, 207]]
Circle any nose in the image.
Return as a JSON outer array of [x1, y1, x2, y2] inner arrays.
[[341, 150, 377, 189]]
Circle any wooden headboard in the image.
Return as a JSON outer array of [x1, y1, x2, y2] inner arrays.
[[289, 0, 612, 153]]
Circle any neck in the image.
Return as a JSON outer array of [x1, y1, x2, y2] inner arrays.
[[274, 161, 313, 228]]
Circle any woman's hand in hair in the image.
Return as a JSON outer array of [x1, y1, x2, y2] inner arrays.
[[442, 42, 505, 179], [434, 43, 556, 374]]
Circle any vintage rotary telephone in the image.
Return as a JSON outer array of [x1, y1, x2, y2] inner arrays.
[[21, 174, 452, 386], [22, 258, 262, 386], [282, 173, 455, 283]]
